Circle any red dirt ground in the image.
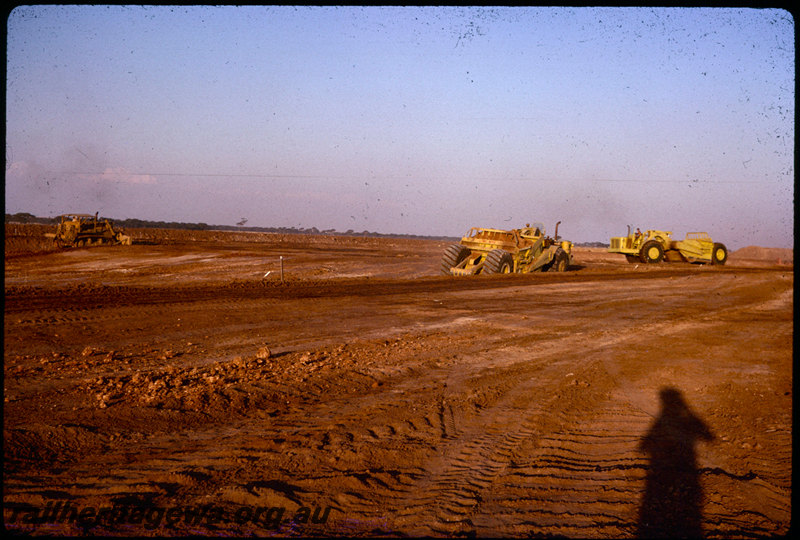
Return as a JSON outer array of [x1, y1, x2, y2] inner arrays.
[[3, 224, 793, 537]]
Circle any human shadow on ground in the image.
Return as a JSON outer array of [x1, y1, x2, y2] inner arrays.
[[637, 387, 715, 538]]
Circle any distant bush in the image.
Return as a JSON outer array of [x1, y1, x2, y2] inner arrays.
[[4, 213, 56, 225]]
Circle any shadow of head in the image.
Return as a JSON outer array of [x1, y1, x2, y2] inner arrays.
[[659, 386, 684, 405], [647, 387, 715, 448]]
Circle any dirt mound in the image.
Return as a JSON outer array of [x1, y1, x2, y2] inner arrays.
[[730, 246, 793, 264], [4, 223, 61, 256]]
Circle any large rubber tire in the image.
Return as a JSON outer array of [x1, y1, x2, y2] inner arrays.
[[640, 240, 665, 264], [441, 244, 470, 275], [483, 249, 514, 274], [551, 249, 570, 272], [711, 243, 728, 265]]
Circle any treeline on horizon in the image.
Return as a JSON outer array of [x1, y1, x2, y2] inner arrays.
[[4, 212, 458, 241], [5, 212, 609, 247]]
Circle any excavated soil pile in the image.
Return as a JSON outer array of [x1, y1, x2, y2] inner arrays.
[[730, 245, 793, 265], [3, 225, 792, 537]]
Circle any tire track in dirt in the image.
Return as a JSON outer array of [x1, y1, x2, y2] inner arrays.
[[3, 267, 791, 536], [373, 274, 790, 536], [382, 340, 632, 535], [4, 265, 771, 313], [479, 403, 652, 537]]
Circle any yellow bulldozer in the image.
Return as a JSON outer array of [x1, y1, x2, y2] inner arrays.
[[608, 227, 727, 265], [442, 222, 572, 276], [46, 213, 132, 248]]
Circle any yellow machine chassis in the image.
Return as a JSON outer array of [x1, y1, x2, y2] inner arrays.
[[608, 229, 726, 265], [444, 225, 572, 276]]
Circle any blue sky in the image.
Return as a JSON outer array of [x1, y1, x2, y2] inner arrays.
[[5, 6, 794, 248]]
